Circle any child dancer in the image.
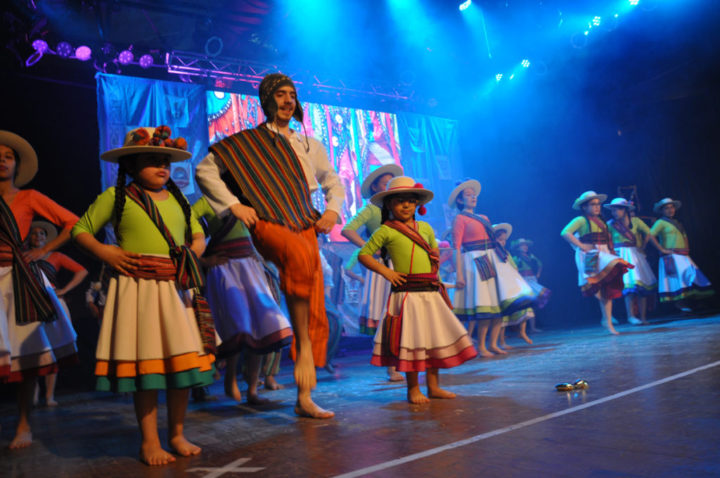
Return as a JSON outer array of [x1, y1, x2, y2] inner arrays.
[[605, 198, 663, 324], [342, 163, 403, 381], [358, 176, 476, 404], [511, 238, 550, 332], [450, 179, 535, 356], [192, 196, 292, 404], [27, 221, 88, 407], [650, 198, 713, 305], [561, 191, 633, 335], [73, 126, 214, 466], [0, 131, 79, 449]]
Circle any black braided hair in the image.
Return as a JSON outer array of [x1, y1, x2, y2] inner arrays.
[[165, 177, 193, 243], [113, 158, 130, 243]]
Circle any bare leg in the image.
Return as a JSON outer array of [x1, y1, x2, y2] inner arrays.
[[264, 374, 284, 390], [488, 319, 507, 354], [499, 326, 512, 349], [167, 388, 201, 457], [287, 295, 333, 419], [639, 296, 648, 324], [223, 353, 242, 402], [262, 352, 284, 390], [134, 390, 175, 465], [518, 321, 533, 345], [466, 320, 477, 339], [426, 368, 456, 399], [44, 373, 58, 406], [625, 294, 641, 325], [477, 321, 493, 357], [9, 379, 34, 449], [597, 294, 618, 335], [244, 352, 269, 405], [387, 366, 404, 382], [406, 371, 429, 404]]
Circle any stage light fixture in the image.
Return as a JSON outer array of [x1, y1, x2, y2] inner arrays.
[[118, 49, 134, 65], [25, 39, 51, 67], [139, 54, 154, 69], [521, 59, 530, 68], [593, 16, 602, 26], [75, 46, 92, 61], [459, 0, 472, 11], [509, 74, 515, 80], [584, 30, 590, 36], [495, 73, 502, 82], [56, 41, 72, 58], [629, 0, 639, 5]]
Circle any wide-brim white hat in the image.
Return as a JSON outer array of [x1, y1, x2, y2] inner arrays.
[[101, 127, 192, 163], [0, 130, 38, 187], [604, 197, 635, 211], [572, 190, 607, 210], [370, 176, 434, 208], [29, 220, 58, 243], [360, 164, 403, 199], [492, 222, 513, 239], [447, 179, 481, 207], [654, 197, 682, 214], [511, 238, 533, 250]]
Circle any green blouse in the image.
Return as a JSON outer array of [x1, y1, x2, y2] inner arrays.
[[192, 196, 250, 242], [609, 217, 652, 248], [359, 221, 438, 274], [561, 216, 605, 236], [650, 218, 688, 250], [342, 203, 382, 237]]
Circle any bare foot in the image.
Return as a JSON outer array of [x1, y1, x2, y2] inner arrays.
[[608, 327, 620, 335], [407, 387, 430, 404], [478, 348, 495, 358], [264, 376, 284, 390], [488, 346, 508, 355], [518, 332, 533, 345], [224, 376, 242, 402], [169, 435, 202, 457], [294, 352, 317, 390], [46, 398, 58, 407], [428, 387, 456, 399], [140, 442, 176, 466], [294, 399, 335, 419], [246, 392, 270, 405], [500, 343, 513, 349], [388, 371, 404, 382], [9, 428, 32, 449]]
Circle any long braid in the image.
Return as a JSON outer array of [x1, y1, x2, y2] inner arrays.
[[380, 202, 391, 266], [165, 178, 193, 243], [113, 161, 129, 243]]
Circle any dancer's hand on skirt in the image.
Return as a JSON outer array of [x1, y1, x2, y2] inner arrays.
[[97, 244, 143, 275], [382, 269, 407, 287]]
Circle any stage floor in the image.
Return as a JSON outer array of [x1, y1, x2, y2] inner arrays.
[[2, 314, 720, 477]]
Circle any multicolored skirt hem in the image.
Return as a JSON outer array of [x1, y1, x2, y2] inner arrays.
[[2, 351, 79, 383], [576, 245, 632, 300], [96, 366, 216, 393], [616, 246, 657, 296], [525, 276, 551, 308], [658, 253, 713, 302], [358, 260, 392, 336], [216, 329, 293, 358]]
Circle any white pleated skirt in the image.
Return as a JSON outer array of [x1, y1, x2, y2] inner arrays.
[[358, 258, 392, 335], [658, 253, 713, 302], [615, 246, 657, 295]]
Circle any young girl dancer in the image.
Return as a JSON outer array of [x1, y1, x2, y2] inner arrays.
[[650, 198, 713, 305], [73, 126, 214, 465], [0, 131, 79, 449], [358, 176, 476, 404], [511, 238, 550, 332], [561, 191, 633, 335], [450, 180, 535, 356], [27, 221, 88, 407], [192, 196, 292, 404], [342, 163, 403, 381], [605, 198, 664, 324]]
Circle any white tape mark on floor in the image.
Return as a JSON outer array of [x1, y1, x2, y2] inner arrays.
[[334, 360, 720, 478]]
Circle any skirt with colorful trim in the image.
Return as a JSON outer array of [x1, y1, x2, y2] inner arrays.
[[575, 244, 632, 300], [95, 273, 215, 392], [358, 258, 392, 335], [205, 256, 293, 358], [0, 265, 78, 383], [658, 253, 714, 302], [523, 275, 551, 308], [503, 306, 535, 327], [371, 291, 477, 372], [615, 246, 657, 296], [454, 249, 536, 322]]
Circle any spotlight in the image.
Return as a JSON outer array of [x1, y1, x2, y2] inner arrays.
[[593, 16, 601, 26], [509, 74, 515, 80], [139, 54, 153, 68], [495, 73, 503, 82], [118, 49, 134, 65], [56, 41, 72, 58], [25, 39, 50, 67], [75, 45, 92, 61], [629, 0, 639, 5], [459, 0, 472, 11], [521, 59, 530, 68], [584, 30, 589, 36]]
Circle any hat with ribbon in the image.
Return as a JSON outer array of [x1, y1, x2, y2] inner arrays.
[[0, 130, 38, 187], [448, 179, 481, 207], [572, 190, 607, 210], [101, 126, 191, 163], [370, 176, 433, 215], [604, 197, 635, 211], [653, 197, 682, 214], [360, 164, 403, 199]]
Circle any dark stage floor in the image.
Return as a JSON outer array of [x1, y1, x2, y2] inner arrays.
[[2, 315, 720, 477]]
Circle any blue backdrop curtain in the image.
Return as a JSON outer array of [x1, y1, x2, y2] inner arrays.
[[397, 112, 462, 238], [96, 73, 208, 203]]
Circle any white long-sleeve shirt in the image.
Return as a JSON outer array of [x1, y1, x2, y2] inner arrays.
[[196, 127, 345, 217]]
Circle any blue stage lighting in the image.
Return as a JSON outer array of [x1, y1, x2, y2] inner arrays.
[[593, 16, 602, 26], [459, 0, 472, 11], [495, 73, 503, 82], [509, 74, 515, 80], [521, 59, 530, 68], [584, 30, 590, 36], [629, 0, 639, 5]]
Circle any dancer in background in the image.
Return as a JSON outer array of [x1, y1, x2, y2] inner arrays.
[[73, 127, 213, 465], [605, 198, 663, 325], [27, 221, 88, 407], [650, 198, 713, 307], [341, 163, 403, 381], [192, 196, 292, 404], [561, 191, 633, 335], [358, 176, 476, 403], [0, 131, 79, 449], [450, 179, 534, 356], [511, 238, 550, 332]]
